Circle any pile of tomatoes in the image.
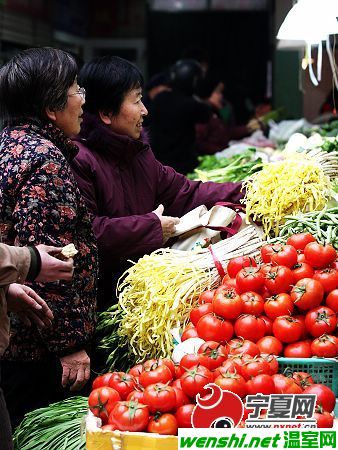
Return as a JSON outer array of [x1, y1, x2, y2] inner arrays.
[[183, 233, 338, 359], [88, 349, 335, 433], [88, 358, 194, 435], [87, 233, 338, 433]]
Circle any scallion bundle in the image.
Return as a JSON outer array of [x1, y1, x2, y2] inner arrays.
[[116, 226, 262, 362], [13, 397, 87, 450]]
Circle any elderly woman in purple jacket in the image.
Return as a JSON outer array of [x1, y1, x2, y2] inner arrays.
[[71, 56, 244, 311]]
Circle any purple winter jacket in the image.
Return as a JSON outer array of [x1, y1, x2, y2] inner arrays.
[[71, 114, 244, 309]]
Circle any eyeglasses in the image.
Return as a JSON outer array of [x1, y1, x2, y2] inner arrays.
[[68, 87, 86, 100]]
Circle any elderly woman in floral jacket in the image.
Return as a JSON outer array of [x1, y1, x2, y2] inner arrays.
[[0, 47, 98, 428]]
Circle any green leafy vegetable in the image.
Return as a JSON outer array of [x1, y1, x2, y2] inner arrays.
[[13, 397, 87, 450], [188, 148, 262, 183]]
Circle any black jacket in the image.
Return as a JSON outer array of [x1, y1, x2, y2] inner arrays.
[[149, 89, 211, 174]]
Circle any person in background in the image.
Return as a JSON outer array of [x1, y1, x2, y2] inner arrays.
[[181, 46, 209, 76], [149, 59, 212, 174], [320, 88, 338, 116], [195, 74, 252, 154], [0, 47, 98, 428], [0, 243, 74, 450], [71, 55, 244, 312], [142, 71, 170, 127]]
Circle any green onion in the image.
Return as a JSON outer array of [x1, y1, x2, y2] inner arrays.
[[13, 397, 87, 450]]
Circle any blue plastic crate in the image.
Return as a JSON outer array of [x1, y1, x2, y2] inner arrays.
[[277, 357, 338, 396]]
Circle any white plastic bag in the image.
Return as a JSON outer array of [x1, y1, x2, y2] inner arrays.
[[171, 205, 237, 251]]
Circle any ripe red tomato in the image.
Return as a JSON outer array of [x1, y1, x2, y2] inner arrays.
[[147, 413, 178, 435], [240, 291, 264, 316], [246, 374, 276, 395], [127, 388, 145, 403], [212, 286, 243, 320], [264, 266, 294, 294], [283, 340, 312, 358], [331, 259, 338, 270], [139, 364, 173, 388], [157, 358, 176, 377], [189, 303, 213, 326], [260, 244, 276, 263], [175, 404, 194, 428], [304, 242, 337, 269], [214, 373, 247, 398], [172, 386, 189, 409], [311, 334, 338, 357], [221, 278, 239, 292], [128, 364, 144, 378], [108, 400, 150, 431], [292, 262, 314, 282], [264, 293, 294, 320], [172, 378, 182, 389], [293, 314, 310, 339], [290, 278, 324, 311], [180, 365, 214, 398], [314, 410, 334, 428], [198, 290, 215, 304], [259, 354, 279, 375], [326, 289, 338, 312], [240, 358, 271, 381], [227, 256, 257, 278], [221, 273, 231, 283], [303, 384, 336, 412], [272, 374, 302, 394], [257, 336, 283, 355], [292, 372, 314, 389], [234, 315, 266, 342], [272, 316, 304, 343], [226, 338, 260, 357], [313, 268, 338, 293], [213, 364, 236, 379], [88, 387, 121, 423], [108, 372, 136, 400], [236, 267, 265, 293], [260, 316, 273, 335], [181, 326, 199, 341], [174, 365, 185, 380], [180, 353, 209, 371], [198, 341, 228, 370], [92, 373, 114, 390], [270, 244, 298, 268], [259, 263, 273, 277], [286, 233, 316, 250], [304, 306, 337, 337], [297, 253, 307, 263], [196, 313, 234, 343], [142, 359, 158, 370], [143, 383, 177, 413]]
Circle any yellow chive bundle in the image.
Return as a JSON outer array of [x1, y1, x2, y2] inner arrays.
[[243, 153, 331, 236]]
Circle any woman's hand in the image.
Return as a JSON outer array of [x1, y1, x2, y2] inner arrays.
[[6, 283, 54, 328], [153, 204, 180, 243], [59, 350, 90, 392], [35, 244, 74, 282]]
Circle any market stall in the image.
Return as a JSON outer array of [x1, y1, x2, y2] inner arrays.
[[12, 119, 338, 449]]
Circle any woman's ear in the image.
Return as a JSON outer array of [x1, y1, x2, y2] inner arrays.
[[99, 111, 112, 125], [45, 108, 57, 122]]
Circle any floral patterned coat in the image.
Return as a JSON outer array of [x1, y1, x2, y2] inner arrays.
[[0, 122, 98, 361]]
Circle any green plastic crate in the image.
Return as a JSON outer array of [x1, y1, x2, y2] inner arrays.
[[277, 357, 338, 396]]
